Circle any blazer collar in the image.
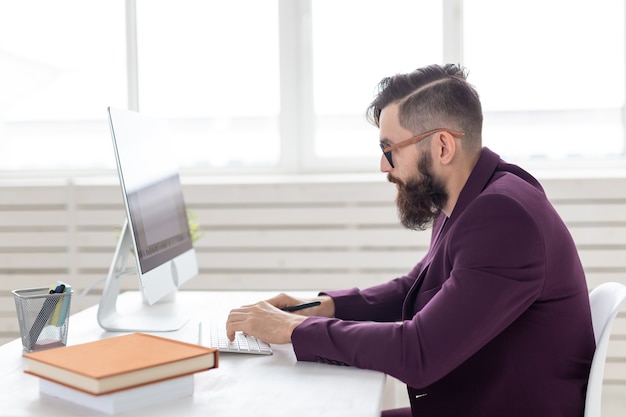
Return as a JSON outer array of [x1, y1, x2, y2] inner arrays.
[[421, 147, 544, 271], [449, 147, 501, 222], [445, 147, 543, 228]]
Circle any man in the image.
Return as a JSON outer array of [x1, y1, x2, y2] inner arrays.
[[226, 64, 595, 416]]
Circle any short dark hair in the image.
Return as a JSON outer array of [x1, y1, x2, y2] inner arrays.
[[366, 64, 483, 150]]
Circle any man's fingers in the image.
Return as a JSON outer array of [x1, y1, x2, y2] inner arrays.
[[226, 310, 248, 341]]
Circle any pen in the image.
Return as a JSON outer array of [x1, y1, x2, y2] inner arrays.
[[29, 284, 65, 348], [281, 301, 322, 312]]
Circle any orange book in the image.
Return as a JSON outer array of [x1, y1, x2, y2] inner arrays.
[[23, 332, 218, 395]]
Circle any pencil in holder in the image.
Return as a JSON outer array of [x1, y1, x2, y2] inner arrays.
[[12, 286, 72, 352]]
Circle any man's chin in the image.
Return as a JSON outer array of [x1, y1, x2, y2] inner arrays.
[[388, 177, 403, 190]]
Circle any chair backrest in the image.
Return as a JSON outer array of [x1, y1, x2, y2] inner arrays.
[[584, 282, 626, 417]]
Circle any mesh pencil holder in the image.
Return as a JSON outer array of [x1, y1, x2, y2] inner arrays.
[[12, 287, 72, 352]]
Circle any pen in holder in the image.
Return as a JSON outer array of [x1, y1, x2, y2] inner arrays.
[[12, 286, 72, 352]]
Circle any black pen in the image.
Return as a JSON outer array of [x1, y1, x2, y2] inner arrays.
[[281, 300, 322, 312], [28, 284, 65, 348]]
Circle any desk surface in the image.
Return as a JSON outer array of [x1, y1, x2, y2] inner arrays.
[[0, 291, 385, 417]]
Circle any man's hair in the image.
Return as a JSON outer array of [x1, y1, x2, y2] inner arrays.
[[366, 64, 483, 151]]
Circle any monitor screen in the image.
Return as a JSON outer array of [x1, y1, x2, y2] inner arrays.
[[127, 173, 193, 274], [97, 107, 198, 332]]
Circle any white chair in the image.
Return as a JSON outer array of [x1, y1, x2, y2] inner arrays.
[[584, 282, 626, 417]]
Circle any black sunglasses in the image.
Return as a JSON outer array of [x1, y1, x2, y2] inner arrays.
[[380, 128, 465, 168]]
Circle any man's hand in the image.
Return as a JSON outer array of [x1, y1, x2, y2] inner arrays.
[[266, 293, 335, 318], [226, 300, 307, 344], [225, 294, 335, 344]]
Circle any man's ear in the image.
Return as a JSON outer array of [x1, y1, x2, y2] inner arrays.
[[437, 131, 457, 165]]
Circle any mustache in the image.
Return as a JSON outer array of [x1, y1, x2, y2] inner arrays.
[[387, 173, 403, 186]]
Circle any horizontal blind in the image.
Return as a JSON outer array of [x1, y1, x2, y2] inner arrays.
[[0, 176, 624, 384]]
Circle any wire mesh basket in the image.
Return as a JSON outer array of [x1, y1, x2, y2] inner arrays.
[[12, 287, 72, 352]]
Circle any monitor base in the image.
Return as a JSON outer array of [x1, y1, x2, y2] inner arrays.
[[97, 221, 189, 332]]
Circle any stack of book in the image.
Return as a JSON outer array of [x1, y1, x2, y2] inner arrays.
[[22, 332, 219, 414]]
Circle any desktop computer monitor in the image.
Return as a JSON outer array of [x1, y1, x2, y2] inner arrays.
[[97, 107, 199, 332]]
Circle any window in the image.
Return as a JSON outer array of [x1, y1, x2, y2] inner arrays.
[[0, 0, 624, 173], [135, 0, 280, 169], [0, 0, 126, 171], [310, 0, 443, 165], [464, 0, 625, 160]]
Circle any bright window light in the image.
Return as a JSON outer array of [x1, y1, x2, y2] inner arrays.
[[0, 0, 624, 172], [464, 0, 625, 160], [311, 0, 444, 160], [0, 0, 126, 170], [136, 0, 280, 169]]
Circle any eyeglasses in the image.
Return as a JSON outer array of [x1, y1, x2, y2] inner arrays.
[[380, 128, 465, 168]]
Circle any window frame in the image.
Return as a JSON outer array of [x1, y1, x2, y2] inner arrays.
[[2, 0, 625, 178]]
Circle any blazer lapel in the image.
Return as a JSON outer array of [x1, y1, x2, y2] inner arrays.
[[400, 148, 501, 318]]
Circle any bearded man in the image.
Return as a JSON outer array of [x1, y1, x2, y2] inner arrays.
[[226, 64, 595, 417]]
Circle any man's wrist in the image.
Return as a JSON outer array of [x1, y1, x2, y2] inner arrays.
[[315, 295, 335, 317], [288, 315, 309, 340]]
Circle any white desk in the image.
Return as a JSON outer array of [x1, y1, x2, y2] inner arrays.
[[0, 291, 386, 417]]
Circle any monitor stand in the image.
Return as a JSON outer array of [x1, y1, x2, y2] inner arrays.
[[97, 220, 189, 332]]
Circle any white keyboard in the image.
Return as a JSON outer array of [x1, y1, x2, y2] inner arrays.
[[200, 321, 272, 355]]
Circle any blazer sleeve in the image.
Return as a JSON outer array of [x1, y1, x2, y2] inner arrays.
[[291, 194, 546, 388], [323, 262, 422, 322]]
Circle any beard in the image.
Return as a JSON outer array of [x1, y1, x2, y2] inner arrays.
[[388, 151, 448, 231]]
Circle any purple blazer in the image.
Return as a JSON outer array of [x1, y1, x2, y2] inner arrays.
[[291, 148, 595, 417]]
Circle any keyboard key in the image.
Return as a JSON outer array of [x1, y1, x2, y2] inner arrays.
[[201, 321, 272, 355]]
